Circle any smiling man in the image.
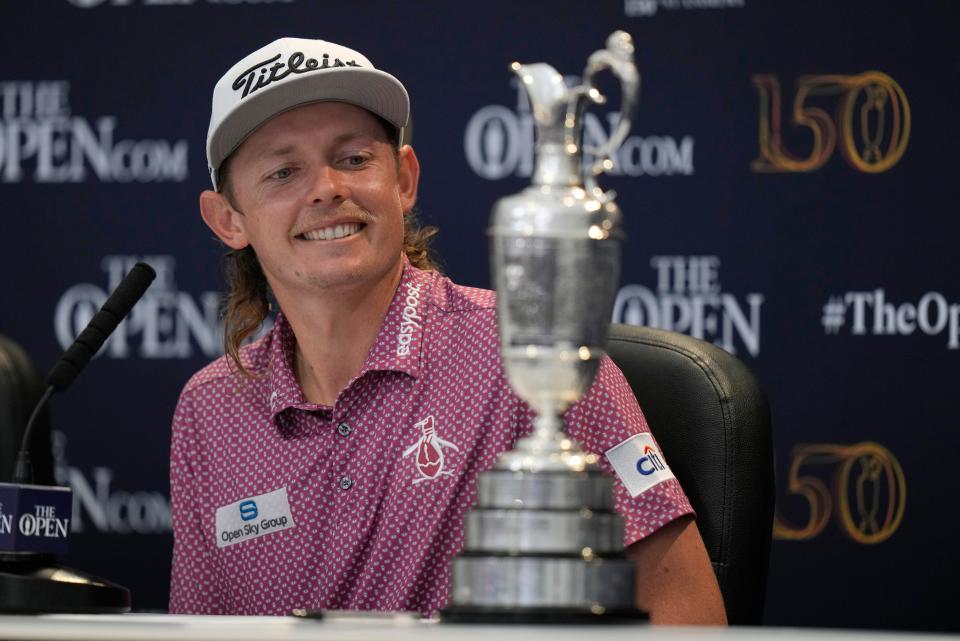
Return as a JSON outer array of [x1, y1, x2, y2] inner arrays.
[[169, 37, 726, 624]]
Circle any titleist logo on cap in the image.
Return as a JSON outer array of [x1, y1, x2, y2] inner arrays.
[[232, 51, 362, 99]]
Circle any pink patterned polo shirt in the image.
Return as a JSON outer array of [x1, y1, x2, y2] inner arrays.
[[168, 261, 693, 616]]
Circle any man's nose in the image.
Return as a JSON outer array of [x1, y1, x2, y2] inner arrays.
[[307, 165, 350, 204]]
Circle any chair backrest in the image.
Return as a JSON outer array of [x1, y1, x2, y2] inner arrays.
[[0, 335, 54, 485], [605, 323, 774, 625]]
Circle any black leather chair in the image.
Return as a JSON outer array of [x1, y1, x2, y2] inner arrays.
[[606, 323, 774, 625], [0, 335, 54, 485]]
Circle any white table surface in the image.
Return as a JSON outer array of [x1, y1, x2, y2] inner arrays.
[[0, 613, 957, 641]]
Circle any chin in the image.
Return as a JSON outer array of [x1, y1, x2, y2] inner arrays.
[[301, 262, 396, 292]]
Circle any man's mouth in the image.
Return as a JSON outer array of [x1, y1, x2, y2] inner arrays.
[[297, 222, 365, 241]]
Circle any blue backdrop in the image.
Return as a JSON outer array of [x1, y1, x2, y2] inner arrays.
[[1, 0, 957, 632]]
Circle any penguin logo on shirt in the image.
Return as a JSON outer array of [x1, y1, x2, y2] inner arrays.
[[402, 415, 459, 484]]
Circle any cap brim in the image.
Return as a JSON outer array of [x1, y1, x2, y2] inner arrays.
[[208, 67, 409, 180]]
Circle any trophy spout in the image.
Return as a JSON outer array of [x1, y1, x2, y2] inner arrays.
[[511, 62, 584, 188], [510, 62, 569, 129]]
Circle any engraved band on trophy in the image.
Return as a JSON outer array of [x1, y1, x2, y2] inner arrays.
[[444, 32, 642, 621]]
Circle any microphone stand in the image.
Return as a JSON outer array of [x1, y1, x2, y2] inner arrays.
[[2, 382, 130, 614], [0, 263, 158, 614]]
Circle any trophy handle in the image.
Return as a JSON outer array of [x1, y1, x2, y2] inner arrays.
[[577, 31, 640, 196]]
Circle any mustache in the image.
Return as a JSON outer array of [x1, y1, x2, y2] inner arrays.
[[291, 202, 376, 236]]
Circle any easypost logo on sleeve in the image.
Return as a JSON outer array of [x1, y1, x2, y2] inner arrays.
[[605, 433, 676, 497], [215, 487, 295, 548]]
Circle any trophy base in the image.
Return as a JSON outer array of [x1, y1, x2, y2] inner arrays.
[[440, 604, 647, 624], [449, 553, 635, 611]]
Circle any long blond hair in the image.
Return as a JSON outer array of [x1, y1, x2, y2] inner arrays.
[[220, 215, 438, 377]]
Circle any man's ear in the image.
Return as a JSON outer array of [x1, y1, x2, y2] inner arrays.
[[397, 145, 420, 214], [199, 190, 249, 250]]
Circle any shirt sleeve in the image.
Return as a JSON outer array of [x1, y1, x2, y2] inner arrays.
[[563, 355, 694, 547], [168, 387, 223, 614]]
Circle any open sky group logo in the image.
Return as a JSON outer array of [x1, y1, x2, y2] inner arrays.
[[215, 488, 295, 548]]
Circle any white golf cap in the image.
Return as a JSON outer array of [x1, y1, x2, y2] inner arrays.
[[206, 37, 410, 190]]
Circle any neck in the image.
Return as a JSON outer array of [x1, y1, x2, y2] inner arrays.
[[274, 260, 404, 406]]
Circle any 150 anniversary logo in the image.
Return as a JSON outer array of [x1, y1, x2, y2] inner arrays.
[[752, 71, 909, 173], [775, 442, 905, 544]]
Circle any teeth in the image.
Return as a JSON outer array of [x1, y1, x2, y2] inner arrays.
[[301, 222, 361, 241]]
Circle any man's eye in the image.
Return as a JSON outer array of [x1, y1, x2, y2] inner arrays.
[[270, 167, 294, 180], [344, 155, 367, 167]]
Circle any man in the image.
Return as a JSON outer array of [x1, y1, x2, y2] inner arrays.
[[170, 36, 726, 624]]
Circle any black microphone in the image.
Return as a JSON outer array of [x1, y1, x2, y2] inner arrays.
[[46, 261, 156, 393], [0, 264, 153, 614], [12, 262, 156, 485]]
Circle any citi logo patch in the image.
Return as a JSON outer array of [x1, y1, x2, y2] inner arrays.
[[402, 415, 459, 484], [637, 445, 666, 476], [605, 433, 676, 497]]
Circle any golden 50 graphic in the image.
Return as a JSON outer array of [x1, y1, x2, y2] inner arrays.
[[774, 442, 906, 544], [752, 72, 910, 173]]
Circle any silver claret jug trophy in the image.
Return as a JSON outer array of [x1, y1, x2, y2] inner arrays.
[[444, 32, 643, 622]]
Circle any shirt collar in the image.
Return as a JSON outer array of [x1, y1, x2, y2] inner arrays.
[[267, 312, 307, 419], [358, 258, 433, 379], [266, 259, 435, 419]]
